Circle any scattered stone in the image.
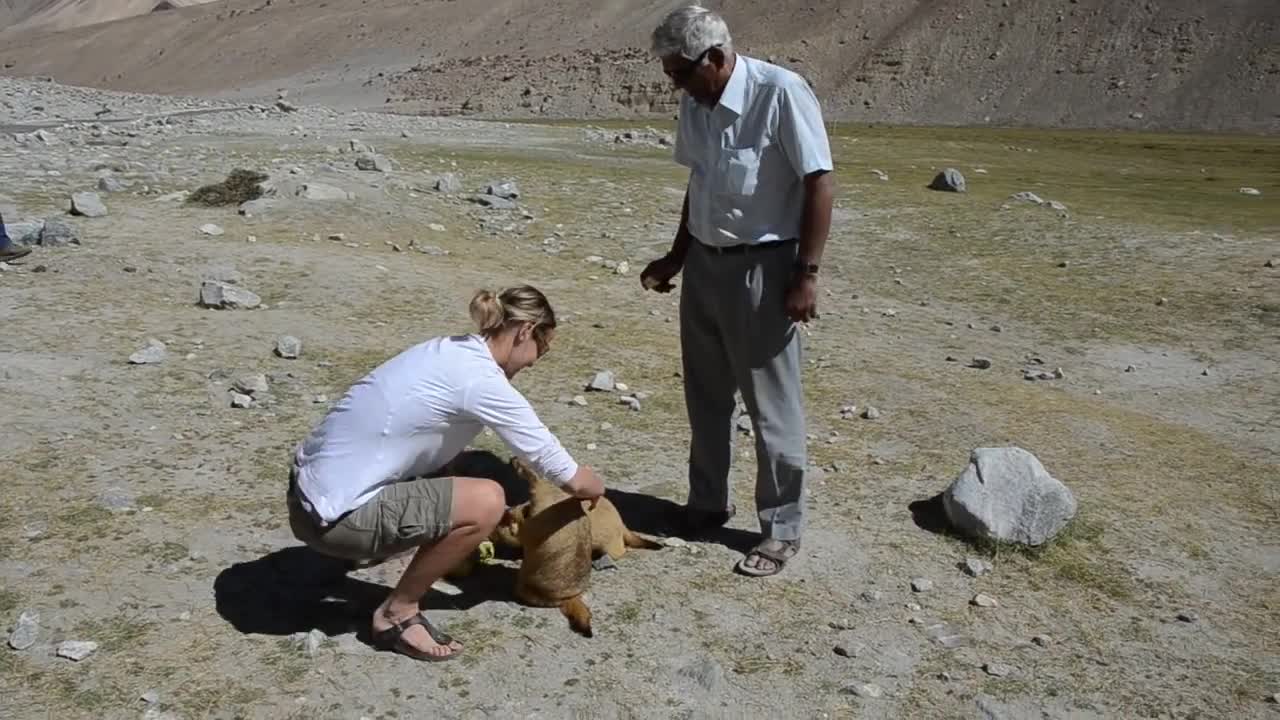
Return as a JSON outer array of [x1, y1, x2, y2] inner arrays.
[[1023, 368, 1060, 381], [586, 370, 616, 392], [229, 392, 254, 409], [1047, 200, 1069, 212], [298, 183, 352, 201], [963, 557, 992, 577], [141, 690, 160, 705], [1125, 364, 1137, 373], [96, 489, 135, 511], [970, 356, 992, 370], [615, 260, 631, 276], [928, 168, 966, 193], [870, 169, 889, 181], [591, 554, 616, 571], [312, 394, 329, 404], [199, 280, 261, 309], [70, 192, 108, 218], [989, 324, 1003, 333], [239, 199, 273, 216], [275, 335, 302, 359], [199, 223, 225, 236], [1176, 609, 1199, 623], [276, 99, 299, 113], [943, 446, 1077, 546], [97, 176, 127, 193], [56, 640, 98, 661], [983, 662, 1013, 677], [971, 593, 1000, 608], [569, 395, 588, 407], [1156, 296, 1168, 306], [619, 395, 642, 412], [911, 577, 934, 593], [862, 406, 881, 420], [859, 590, 883, 604], [1057, 260, 1070, 268], [468, 194, 517, 210], [233, 373, 270, 396], [1032, 634, 1053, 647], [433, 174, 463, 193], [841, 683, 884, 699], [1010, 191, 1045, 205], [1238, 187, 1261, 196], [1268, 692, 1279, 704], [833, 644, 857, 658], [662, 536, 688, 548], [7, 610, 39, 650], [355, 154, 392, 172], [128, 338, 167, 365], [839, 404, 858, 419], [484, 181, 520, 199], [674, 656, 723, 695], [292, 628, 326, 657], [1265, 258, 1276, 268]]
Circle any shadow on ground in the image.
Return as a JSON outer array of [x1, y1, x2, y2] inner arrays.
[[212, 545, 521, 645]]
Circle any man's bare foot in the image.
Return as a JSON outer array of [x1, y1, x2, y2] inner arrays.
[[371, 605, 462, 661]]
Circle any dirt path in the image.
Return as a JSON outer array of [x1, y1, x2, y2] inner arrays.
[[2, 78, 1278, 720]]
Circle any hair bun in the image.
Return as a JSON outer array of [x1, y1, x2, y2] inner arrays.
[[469, 289, 506, 334]]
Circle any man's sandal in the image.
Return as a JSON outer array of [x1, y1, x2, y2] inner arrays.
[[735, 538, 800, 577], [371, 611, 462, 662]]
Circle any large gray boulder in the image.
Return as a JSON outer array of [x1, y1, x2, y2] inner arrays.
[[942, 447, 1076, 546], [70, 192, 108, 217], [928, 168, 966, 193]]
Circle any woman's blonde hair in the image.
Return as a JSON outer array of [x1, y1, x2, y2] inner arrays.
[[469, 285, 557, 339]]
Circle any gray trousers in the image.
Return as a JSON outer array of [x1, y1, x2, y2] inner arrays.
[[679, 238, 807, 541]]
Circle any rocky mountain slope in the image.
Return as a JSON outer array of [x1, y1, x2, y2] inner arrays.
[[0, 0, 218, 35], [1, 0, 1277, 132]]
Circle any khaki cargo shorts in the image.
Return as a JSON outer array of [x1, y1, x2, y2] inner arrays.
[[287, 465, 455, 561]]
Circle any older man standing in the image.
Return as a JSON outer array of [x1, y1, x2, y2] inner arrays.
[[640, 5, 834, 577]]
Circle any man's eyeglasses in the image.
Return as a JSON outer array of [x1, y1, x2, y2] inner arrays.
[[664, 45, 717, 82]]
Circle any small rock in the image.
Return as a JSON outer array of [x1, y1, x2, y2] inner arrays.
[[841, 683, 884, 699], [128, 338, 167, 365], [229, 392, 254, 409], [911, 578, 934, 593], [586, 370, 615, 392], [1176, 609, 1199, 623], [1010, 191, 1045, 205], [1057, 261, 1070, 268], [276, 99, 299, 113], [615, 260, 630, 276], [928, 168, 966, 192], [862, 406, 881, 420], [468, 194, 517, 210], [56, 640, 98, 661], [7, 610, 39, 650], [292, 628, 325, 657], [69, 192, 107, 218], [97, 176, 127, 193], [569, 395, 588, 407], [1031, 634, 1053, 647], [983, 662, 1012, 677], [1268, 692, 1279, 704], [614, 382, 629, 393], [971, 593, 999, 608], [1265, 258, 1276, 268], [233, 373, 270, 396], [833, 644, 857, 658], [199, 280, 261, 309], [355, 154, 392, 172], [963, 558, 992, 577], [1156, 297, 1168, 306], [1238, 187, 1261, 196], [905, 602, 922, 611], [989, 324, 1003, 333], [859, 590, 882, 604], [970, 356, 993, 369], [312, 394, 329, 404], [141, 690, 160, 704], [484, 180, 520, 199], [662, 536, 688, 548], [298, 183, 352, 201], [433, 174, 462, 193], [1125, 364, 1137, 373], [1201, 368, 1211, 377], [619, 395, 642, 412], [275, 335, 302, 359]]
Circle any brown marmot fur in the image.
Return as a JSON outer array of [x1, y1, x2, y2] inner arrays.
[[493, 496, 662, 560], [506, 457, 595, 636]]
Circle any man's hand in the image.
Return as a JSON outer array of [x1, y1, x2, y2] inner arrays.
[[640, 253, 683, 293], [565, 465, 605, 509], [785, 272, 819, 323]]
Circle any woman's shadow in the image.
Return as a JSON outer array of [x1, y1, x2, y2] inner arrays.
[[212, 450, 755, 643]]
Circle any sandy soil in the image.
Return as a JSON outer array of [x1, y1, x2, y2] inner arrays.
[[1, 76, 1278, 719]]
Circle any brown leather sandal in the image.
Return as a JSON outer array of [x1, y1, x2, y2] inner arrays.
[[735, 538, 800, 577], [371, 611, 462, 662]]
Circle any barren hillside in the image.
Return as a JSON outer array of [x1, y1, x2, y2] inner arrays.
[[0, 0, 219, 34], [1, 0, 1278, 131]]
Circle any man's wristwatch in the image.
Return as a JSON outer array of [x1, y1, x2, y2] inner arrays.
[[795, 261, 819, 276]]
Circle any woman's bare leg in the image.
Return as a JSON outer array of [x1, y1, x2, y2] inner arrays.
[[371, 477, 504, 657]]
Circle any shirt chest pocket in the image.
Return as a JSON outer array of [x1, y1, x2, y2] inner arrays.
[[716, 145, 761, 196]]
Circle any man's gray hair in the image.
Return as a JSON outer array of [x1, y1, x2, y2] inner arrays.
[[650, 4, 733, 60]]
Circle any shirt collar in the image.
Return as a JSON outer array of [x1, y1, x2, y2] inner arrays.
[[715, 53, 748, 117]]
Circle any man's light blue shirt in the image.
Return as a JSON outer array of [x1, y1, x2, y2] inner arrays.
[[674, 53, 834, 247]]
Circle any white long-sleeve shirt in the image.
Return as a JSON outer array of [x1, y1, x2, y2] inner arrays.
[[292, 333, 578, 524]]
